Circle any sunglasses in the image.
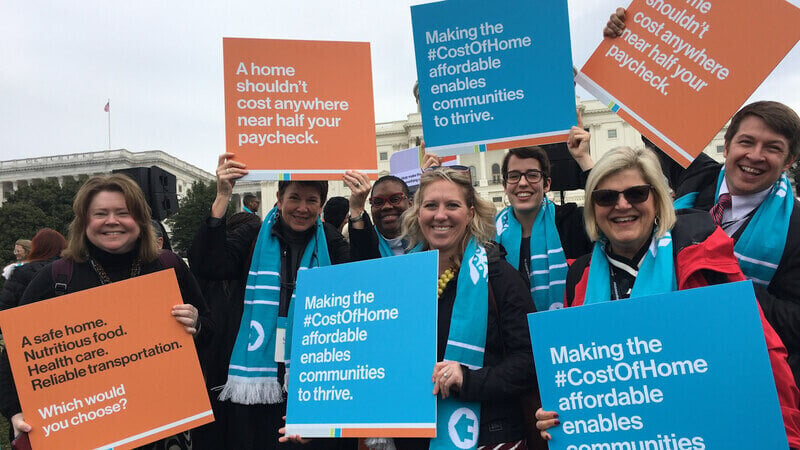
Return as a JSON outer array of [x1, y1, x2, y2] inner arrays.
[[422, 165, 473, 183], [422, 164, 470, 173], [591, 185, 654, 207], [369, 192, 407, 207], [505, 169, 544, 184]]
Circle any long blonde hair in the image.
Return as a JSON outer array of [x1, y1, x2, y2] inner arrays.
[[401, 168, 496, 267]]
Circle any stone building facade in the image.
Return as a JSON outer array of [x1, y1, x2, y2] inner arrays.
[[0, 149, 214, 205]]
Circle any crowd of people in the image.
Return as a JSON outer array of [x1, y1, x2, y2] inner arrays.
[[204, 94, 800, 450], [1, 10, 800, 450]]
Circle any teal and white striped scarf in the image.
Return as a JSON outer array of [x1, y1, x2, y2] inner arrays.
[[430, 238, 488, 450], [584, 231, 677, 304], [218, 206, 331, 404], [495, 200, 567, 311], [714, 169, 793, 287]]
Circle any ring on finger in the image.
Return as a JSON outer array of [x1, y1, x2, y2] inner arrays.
[[226, 168, 229, 174], [354, 182, 361, 187]]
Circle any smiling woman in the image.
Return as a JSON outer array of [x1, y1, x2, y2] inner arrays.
[[495, 134, 594, 313], [534, 147, 800, 447], [393, 168, 536, 450], [0, 174, 212, 450], [63, 175, 160, 262], [345, 171, 414, 260], [187, 153, 351, 450], [85, 190, 143, 254]]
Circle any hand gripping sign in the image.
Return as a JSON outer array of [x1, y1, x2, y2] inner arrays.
[[0, 270, 213, 450], [529, 281, 790, 449], [285, 252, 438, 438]]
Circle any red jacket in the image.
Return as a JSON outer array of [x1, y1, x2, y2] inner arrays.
[[566, 214, 800, 448]]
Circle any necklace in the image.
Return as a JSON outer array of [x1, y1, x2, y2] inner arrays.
[[437, 268, 456, 297], [89, 257, 141, 285]]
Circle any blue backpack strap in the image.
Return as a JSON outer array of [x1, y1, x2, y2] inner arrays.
[[51, 258, 73, 296]]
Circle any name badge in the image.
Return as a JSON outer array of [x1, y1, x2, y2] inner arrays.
[[275, 316, 287, 363]]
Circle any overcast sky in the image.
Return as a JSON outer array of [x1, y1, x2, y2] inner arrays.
[[3, 0, 800, 173]]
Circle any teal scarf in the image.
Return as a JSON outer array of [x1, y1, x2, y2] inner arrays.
[[584, 231, 677, 305], [714, 169, 793, 287], [495, 200, 567, 311], [672, 192, 697, 210], [430, 238, 488, 450], [377, 233, 396, 258], [219, 206, 331, 404], [377, 233, 423, 258]]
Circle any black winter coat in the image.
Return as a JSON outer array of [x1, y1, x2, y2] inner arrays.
[[671, 153, 800, 394], [0, 260, 50, 312], [187, 215, 351, 450], [396, 243, 536, 450]]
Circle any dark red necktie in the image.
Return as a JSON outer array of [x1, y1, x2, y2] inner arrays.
[[711, 193, 731, 226]]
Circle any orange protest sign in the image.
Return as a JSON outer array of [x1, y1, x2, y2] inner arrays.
[[223, 37, 378, 180], [0, 270, 213, 450], [577, 0, 800, 167]]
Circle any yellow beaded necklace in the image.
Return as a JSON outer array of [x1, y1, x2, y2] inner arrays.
[[437, 268, 456, 297]]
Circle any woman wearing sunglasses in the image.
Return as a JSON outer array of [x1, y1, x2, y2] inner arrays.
[[391, 167, 535, 450], [534, 146, 800, 445]]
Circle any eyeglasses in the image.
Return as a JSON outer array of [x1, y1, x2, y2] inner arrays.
[[591, 185, 654, 207], [369, 193, 407, 207], [505, 169, 544, 184]]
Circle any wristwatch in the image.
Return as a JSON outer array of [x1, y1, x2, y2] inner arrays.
[[349, 211, 365, 222]]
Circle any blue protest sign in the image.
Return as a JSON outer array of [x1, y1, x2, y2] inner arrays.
[[529, 281, 788, 449], [411, 0, 576, 156], [285, 251, 438, 438]]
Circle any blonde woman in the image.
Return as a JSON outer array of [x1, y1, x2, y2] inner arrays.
[[396, 168, 535, 450], [535, 147, 800, 447]]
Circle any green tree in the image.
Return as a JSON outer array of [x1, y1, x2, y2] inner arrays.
[[790, 161, 800, 197], [0, 202, 51, 263], [166, 181, 232, 254], [6, 177, 86, 234], [0, 178, 84, 272]]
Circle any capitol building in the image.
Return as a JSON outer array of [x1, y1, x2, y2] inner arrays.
[[0, 98, 727, 218]]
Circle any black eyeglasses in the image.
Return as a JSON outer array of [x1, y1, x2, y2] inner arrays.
[[369, 193, 407, 207], [591, 185, 654, 207], [505, 169, 544, 184]]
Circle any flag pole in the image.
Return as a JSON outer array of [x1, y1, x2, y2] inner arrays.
[[105, 99, 111, 150]]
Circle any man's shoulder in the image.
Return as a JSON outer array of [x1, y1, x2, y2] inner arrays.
[[672, 154, 721, 205], [791, 196, 800, 218], [783, 197, 800, 247]]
